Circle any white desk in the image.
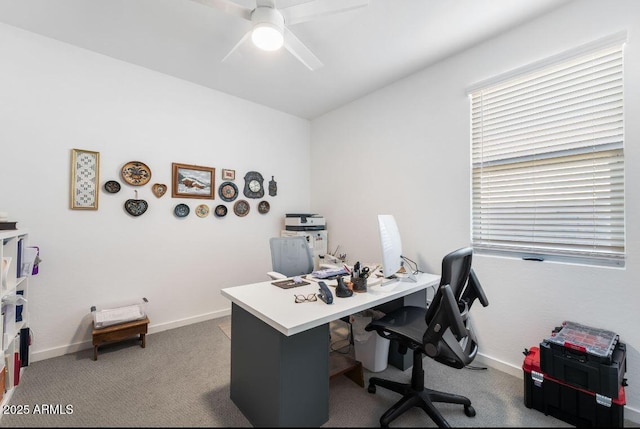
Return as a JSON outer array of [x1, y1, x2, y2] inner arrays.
[[221, 272, 440, 427]]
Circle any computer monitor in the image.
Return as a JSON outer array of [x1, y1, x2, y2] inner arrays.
[[377, 214, 417, 286]]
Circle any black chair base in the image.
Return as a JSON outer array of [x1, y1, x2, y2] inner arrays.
[[367, 349, 476, 428]]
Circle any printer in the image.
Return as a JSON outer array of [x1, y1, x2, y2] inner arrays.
[[284, 213, 326, 231]]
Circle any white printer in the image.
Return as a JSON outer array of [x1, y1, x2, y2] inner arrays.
[[284, 213, 326, 231]]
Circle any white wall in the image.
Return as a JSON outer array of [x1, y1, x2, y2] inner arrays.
[[310, 0, 640, 421], [0, 23, 312, 360]]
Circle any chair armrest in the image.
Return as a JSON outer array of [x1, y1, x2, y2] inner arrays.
[[267, 271, 287, 280]]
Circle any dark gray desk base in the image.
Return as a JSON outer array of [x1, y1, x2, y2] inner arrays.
[[228, 287, 428, 426], [230, 303, 329, 427]]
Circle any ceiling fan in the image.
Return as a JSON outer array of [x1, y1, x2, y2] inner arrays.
[[191, 0, 369, 70]]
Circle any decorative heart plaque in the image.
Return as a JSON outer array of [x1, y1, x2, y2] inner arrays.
[[124, 199, 148, 217], [152, 183, 167, 198]]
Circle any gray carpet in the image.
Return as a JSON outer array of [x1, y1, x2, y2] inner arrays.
[[0, 316, 631, 427]]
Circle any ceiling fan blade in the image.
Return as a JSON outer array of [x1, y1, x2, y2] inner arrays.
[[283, 27, 323, 71], [280, 0, 368, 25], [189, 0, 252, 21], [221, 29, 252, 63]]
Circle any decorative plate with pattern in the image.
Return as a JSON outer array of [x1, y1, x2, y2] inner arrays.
[[196, 204, 210, 218], [214, 205, 228, 218], [258, 200, 270, 214], [174, 203, 190, 218], [218, 181, 239, 202], [121, 161, 152, 186], [104, 180, 121, 194], [233, 200, 250, 217], [152, 183, 167, 198]]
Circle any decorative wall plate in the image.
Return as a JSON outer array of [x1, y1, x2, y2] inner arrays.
[[152, 183, 167, 198], [233, 200, 250, 217], [258, 200, 270, 214], [104, 180, 121, 194], [195, 204, 210, 218], [268, 176, 277, 196], [174, 203, 190, 217], [121, 161, 152, 186], [218, 181, 239, 202], [124, 199, 148, 216], [214, 205, 228, 218]]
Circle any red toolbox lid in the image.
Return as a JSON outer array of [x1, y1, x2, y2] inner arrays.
[[523, 346, 541, 373]]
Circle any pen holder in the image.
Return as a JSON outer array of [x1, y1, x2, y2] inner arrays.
[[351, 276, 367, 293]]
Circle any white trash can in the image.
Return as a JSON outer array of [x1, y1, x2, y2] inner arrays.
[[350, 309, 390, 372]]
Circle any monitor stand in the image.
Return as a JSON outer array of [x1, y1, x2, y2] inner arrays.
[[380, 271, 418, 287]]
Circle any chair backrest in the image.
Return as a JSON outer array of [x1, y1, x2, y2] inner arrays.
[[422, 247, 489, 369], [424, 247, 473, 324], [269, 236, 314, 278]]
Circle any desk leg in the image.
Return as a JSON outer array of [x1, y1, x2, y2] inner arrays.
[[230, 304, 329, 427]]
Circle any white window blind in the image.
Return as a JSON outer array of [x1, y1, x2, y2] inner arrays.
[[470, 42, 625, 267]]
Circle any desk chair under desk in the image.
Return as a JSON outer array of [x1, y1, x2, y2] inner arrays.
[[221, 272, 440, 427]]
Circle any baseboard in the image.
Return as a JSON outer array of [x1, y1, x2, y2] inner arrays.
[[29, 308, 231, 363], [475, 352, 640, 424]]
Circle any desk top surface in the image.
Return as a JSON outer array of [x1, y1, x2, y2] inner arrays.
[[221, 272, 440, 336]]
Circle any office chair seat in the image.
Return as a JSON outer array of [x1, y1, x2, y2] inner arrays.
[[365, 247, 489, 428]]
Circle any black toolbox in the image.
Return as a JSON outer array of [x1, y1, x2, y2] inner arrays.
[[524, 346, 626, 427], [540, 321, 626, 399]]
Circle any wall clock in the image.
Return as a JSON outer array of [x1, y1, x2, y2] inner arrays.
[[218, 181, 239, 202], [233, 200, 250, 217], [243, 171, 264, 199]]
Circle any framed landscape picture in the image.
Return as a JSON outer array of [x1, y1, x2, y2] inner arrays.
[[172, 163, 215, 199]]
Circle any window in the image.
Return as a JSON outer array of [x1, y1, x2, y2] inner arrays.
[[469, 37, 625, 267]]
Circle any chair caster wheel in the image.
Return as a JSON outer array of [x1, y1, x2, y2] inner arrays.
[[368, 383, 376, 394], [464, 404, 476, 417]]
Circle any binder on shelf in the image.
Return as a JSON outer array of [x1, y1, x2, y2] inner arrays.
[[15, 290, 24, 323], [4, 354, 12, 390], [19, 327, 29, 367], [16, 238, 22, 279], [13, 351, 19, 386]]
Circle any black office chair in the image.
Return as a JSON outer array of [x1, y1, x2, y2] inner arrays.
[[365, 247, 489, 428]]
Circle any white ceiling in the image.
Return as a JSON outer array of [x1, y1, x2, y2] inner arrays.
[[0, 0, 572, 119]]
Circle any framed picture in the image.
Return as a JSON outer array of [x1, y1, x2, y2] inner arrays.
[[172, 163, 215, 199], [222, 169, 235, 180], [70, 148, 100, 210]]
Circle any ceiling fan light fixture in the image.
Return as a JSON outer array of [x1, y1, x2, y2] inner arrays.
[[250, 6, 285, 51], [251, 23, 283, 51]]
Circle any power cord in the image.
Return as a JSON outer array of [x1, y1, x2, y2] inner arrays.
[[400, 255, 420, 275]]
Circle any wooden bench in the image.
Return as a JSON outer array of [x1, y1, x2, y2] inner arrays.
[[92, 317, 149, 361]]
